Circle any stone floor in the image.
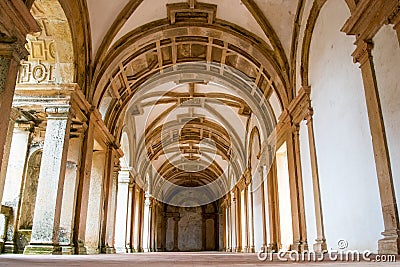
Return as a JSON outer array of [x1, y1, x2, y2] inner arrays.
[[0, 252, 399, 267]]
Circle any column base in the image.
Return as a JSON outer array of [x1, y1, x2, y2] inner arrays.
[[107, 247, 116, 254], [101, 246, 116, 254], [76, 241, 87, 255], [86, 247, 100, 255], [378, 230, 400, 254], [313, 239, 327, 253], [267, 243, 278, 253], [24, 244, 62, 255], [4, 242, 17, 253], [60, 245, 75, 255], [291, 241, 308, 252]]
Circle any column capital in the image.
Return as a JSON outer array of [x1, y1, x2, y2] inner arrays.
[[9, 107, 20, 121], [15, 121, 35, 132], [45, 105, 72, 120], [305, 108, 314, 125], [352, 40, 374, 66]]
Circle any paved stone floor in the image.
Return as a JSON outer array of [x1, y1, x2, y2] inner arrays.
[[0, 252, 399, 266]]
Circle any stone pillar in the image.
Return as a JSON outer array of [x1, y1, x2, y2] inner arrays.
[[0, 0, 39, 192], [137, 190, 145, 252], [234, 187, 241, 252], [73, 116, 94, 254], [142, 195, 152, 252], [243, 186, 250, 252], [24, 106, 72, 254], [353, 41, 400, 254], [58, 129, 84, 254], [104, 163, 119, 254], [172, 215, 180, 251], [0, 108, 20, 205], [114, 169, 130, 253], [99, 148, 120, 254], [230, 191, 236, 251], [249, 181, 255, 253], [160, 211, 167, 252], [286, 124, 308, 252], [267, 161, 278, 252], [259, 166, 269, 252], [132, 185, 141, 252], [85, 150, 106, 254], [2, 121, 32, 253], [224, 202, 229, 251], [304, 109, 327, 253], [125, 180, 133, 252]]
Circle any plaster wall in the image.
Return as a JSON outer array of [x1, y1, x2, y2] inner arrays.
[[307, 0, 383, 252]]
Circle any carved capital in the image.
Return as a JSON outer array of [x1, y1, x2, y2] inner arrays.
[[352, 40, 373, 65], [45, 105, 72, 120], [305, 108, 314, 125], [291, 123, 300, 135], [9, 107, 21, 122]]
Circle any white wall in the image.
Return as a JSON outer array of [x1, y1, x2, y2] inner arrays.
[[306, 0, 383, 252], [373, 25, 400, 209]]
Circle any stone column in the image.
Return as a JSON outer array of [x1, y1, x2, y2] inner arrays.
[[99, 148, 119, 254], [125, 180, 133, 252], [243, 186, 249, 252], [304, 109, 327, 253], [0, 108, 20, 205], [267, 161, 278, 252], [353, 41, 400, 254], [132, 185, 141, 252], [104, 163, 119, 254], [73, 116, 94, 254], [24, 106, 72, 254], [247, 184, 255, 252], [230, 192, 236, 251], [114, 169, 130, 253], [172, 215, 180, 251], [2, 121, 32, 253], [137, 190, 145, 252], [227, 201, 232, 252], [59, 128, 84, 254], [142, 195, 152, 252], [259, 166, 269, 252], [235, 187, 241, 252], [85, 150, 106, 254], [286, 124, 308, 252]]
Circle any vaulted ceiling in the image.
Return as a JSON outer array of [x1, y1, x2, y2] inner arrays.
[[22, 0, 300, 205]]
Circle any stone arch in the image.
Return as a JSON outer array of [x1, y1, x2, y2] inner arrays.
[[18, 0, 74, 85], [24, 0, 91, 91], [300, 0, 354, 88]]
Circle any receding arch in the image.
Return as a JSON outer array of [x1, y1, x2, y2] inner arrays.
[[24, 0, 91, 91]]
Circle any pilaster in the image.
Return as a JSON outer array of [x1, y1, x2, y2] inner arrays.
[[353, 41, 400, 254]]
